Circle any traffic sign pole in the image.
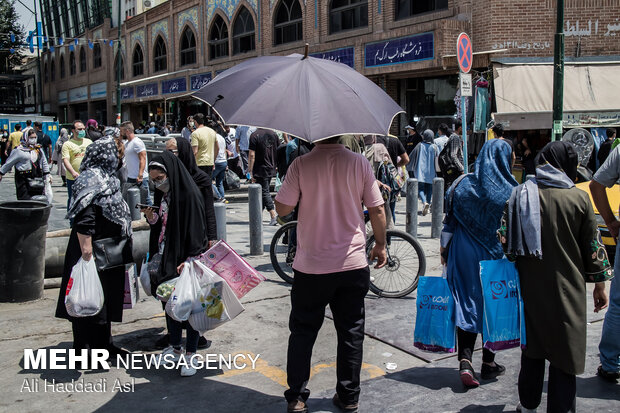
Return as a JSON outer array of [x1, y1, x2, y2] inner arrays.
[[457, 33, 472, 173], [462, 92, 468, 173]]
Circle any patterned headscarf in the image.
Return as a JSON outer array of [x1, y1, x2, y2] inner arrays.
[[66, 137, 132, 236]]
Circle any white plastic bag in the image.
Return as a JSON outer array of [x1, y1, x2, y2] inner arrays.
[[44, 176, 53, 204], [165, 264, 201, 322], [65, 258, 104, 317], [139, 258, 152, 296]]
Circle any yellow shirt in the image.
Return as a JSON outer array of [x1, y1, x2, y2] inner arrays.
[[61, 138, 92, 180], [191, 126, 217, 167], [9, 131, 22, 149]]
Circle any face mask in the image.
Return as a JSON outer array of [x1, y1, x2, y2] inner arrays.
[[77, 130, 86, 139], [154, 178, 170, 193], [189, 122, 195, 128], [28, 138, 38, 146]]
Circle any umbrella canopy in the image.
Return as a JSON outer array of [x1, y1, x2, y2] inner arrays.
[[192, 54, 404, 142]]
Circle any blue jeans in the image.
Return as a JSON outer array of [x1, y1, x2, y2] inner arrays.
[[600, 245, 620, 373], [418, 182, 433, 204], [66, 179, 75, 226], [127, 177, 152, 206], [166, 312, 200, 353], [212, 162, 227, 200]]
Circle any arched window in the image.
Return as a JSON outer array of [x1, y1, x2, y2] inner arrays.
[[60, 55, 66, 78], [51, 59, 55, 81], [180, 26, 197, 66], [329, 0, 368, 34], [133, 44, 144, 76], [274, 0, 303, 45], [93, 43, 102, 68], [209, 15, 229, 59], [153, 36, 167, 72], [396, 0, 448, 20], [69, 51, 76, 75], [115, 54, 125, 81], [233, 7, 255, 55], [79, 47, 86, 72], [44, 62, 48, 82]]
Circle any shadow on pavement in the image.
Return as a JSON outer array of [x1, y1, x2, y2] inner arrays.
[[381, 366, 467, 394]]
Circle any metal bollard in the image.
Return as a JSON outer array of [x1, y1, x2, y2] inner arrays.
[[431, 177, 444, 239], [526, 174, 535, 182], [248, 184, 263, 255], [127, 186, 141, 221], [406, 178, 418, 238], [214, 202, 227, 241]]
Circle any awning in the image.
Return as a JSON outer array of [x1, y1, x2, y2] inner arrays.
[[493, 62, 620, 130]]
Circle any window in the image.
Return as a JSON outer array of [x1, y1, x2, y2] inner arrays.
[[209, 15, 229, 59], [79, 47, 86, 72], [180, 27, 197, 66], [329, 0, 368, 34], [396, 0, 448, 20], [60, 55, 66, 78], [93, 43, 102, 68], [28, 85, 32, 97], [44, 63, 48, 83], [274, 0, 303, 45], [233, 7, 255, 54], [132, 45, 144, 77], [115, 53, 125, 81], [69, 51, 76, 75], [153, 36, 167, 72], [51, 59, 55, 81]]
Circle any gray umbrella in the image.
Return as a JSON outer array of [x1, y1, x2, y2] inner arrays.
[[192, 54, 404, 142]]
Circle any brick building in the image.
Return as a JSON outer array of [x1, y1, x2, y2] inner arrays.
[[39, 0, 620, 133]]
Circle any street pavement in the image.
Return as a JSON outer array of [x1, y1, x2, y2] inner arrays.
[[0, 171, 618, 412]]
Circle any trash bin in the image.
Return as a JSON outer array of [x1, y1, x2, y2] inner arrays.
[[0, 200, 52, 302]]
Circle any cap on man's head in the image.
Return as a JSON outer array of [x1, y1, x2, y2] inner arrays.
[[404, 125, 414, 130], [150, 122, 156, 127]]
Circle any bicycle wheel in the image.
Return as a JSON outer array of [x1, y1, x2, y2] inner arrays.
[[269, 221, 297, 284], [366, 229, 426, 298]]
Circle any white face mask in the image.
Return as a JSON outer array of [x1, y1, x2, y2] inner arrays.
[[189, 122, 195, 128], [28, 138, 38, 146]]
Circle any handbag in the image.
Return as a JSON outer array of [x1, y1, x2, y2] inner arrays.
[[26, 176, 45, 191], [92, 236, 133, 272]]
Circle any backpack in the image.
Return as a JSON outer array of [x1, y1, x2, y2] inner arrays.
[[438, 137, 463, 179]]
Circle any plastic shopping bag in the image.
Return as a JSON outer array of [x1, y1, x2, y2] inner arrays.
[[188, 260, 244, 334], [123, 264, 139, 309], [480, 259, 525, 351], [156, 277, 179, 301], [198, 240, 266, 299], [139, 256, 152, 296], [65, 258, 104, 317], [44, 176, 53, 204], [165, 264, 201, 322], [413, 270, 456, 353]]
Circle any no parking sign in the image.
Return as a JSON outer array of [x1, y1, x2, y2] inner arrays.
[[457, 33, 472, 73]]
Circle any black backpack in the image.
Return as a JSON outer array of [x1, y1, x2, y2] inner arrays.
[[438, 139, 462, 179]]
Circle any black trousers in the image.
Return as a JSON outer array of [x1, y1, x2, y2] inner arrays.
[[518, 353, 576, 413], [198, 165, 213, 181], [72, 319, 112, 350], [254, 176, 274, 212], [457, 328, 496, 363], [285, 267, 370, 404]]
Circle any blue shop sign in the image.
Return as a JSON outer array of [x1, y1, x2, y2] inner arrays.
[[136, 83, 158, 98], [365, 32, 434, 68], [162, 77, 187, 94], [310, 47, 355, 68], [190, 73, 212, 91], [121, 86, 134, 100]]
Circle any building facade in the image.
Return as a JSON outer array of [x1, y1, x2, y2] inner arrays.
[[39, 0, 620, 132]]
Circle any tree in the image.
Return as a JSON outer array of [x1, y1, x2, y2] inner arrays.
[[0, 0, 26, 74]]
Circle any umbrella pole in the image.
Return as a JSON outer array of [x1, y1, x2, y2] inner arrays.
[[303, 43, 309, 59]]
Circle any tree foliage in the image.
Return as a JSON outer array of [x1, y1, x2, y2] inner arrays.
[[0, 0, 26, 73]]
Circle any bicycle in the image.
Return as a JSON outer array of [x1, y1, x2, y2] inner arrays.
[[269, 216, 426, 298]]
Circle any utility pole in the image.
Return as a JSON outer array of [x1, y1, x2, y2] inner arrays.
[[116, 0, 122, 125], [17, 0, 43, 113], [552, 0, 565, 141]]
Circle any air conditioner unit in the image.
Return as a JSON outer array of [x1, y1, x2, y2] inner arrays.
[[143, 0, 152, 8]]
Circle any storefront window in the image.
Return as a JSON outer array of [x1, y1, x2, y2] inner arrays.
[[405, 76, 458, 119], [274, 0, 303, 46], [209, 15, 229, 59], [329, 0, 368, 34], [396, 0, 448, 20], [233, 7, 256, 55]]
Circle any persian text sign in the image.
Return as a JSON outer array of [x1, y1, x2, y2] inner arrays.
[[161, 78, 187, 95], [136, 83, 158, 98], [310, 47, 355, 68], [365, 32, 434, 68], [190, 73, 212, 91]]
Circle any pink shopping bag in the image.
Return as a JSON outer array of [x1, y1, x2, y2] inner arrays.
[[198, 240, 266, 299]]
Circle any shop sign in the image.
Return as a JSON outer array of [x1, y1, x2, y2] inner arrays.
[[69, 86, 88, 102], [121, 87, 134, 100], [90, 82, 107, 99], [563, 112, 620, 127], [190, 73, 212, 91], [161, 78, 187, 95], [136, 83, 159, 98], [364, 32, 434, 68], [58, 91, 68, 104], [310, 47, 355, 68], [460, 73, 472, 97]]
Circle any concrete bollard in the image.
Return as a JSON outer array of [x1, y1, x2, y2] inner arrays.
[[431, 177, 444, 239], [248, 184, 263, 255], [127, 186, 141, 221], [406, 178, 418, 238], [214, 202, 227, 241], [526, 174, 535, 182]]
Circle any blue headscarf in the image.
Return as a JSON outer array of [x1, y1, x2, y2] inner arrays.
[[450, 139, 517, 257]]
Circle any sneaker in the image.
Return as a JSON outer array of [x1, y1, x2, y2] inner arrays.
[[597, 365, 620, 383], [459, 359, 480, 388], [180, 354, 198, 377], [481, 362, 506, 380], [197, 336, 212, 350], [269, 217, 278, 226], [221, 199, 229, 204], [160, 346, 182, 364], [287, 400, 308, 413], [422, 203, 430, 216], [332, 393, 359, 412]]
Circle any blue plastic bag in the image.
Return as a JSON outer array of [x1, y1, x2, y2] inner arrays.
[[480, 259, 525, 351], [413, 272, 456, 353]]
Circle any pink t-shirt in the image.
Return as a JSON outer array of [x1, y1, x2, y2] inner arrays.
[[275, 144, 384, 274]]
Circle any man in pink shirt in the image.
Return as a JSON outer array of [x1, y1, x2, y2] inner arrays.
[[275, 136, 387, 413]]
